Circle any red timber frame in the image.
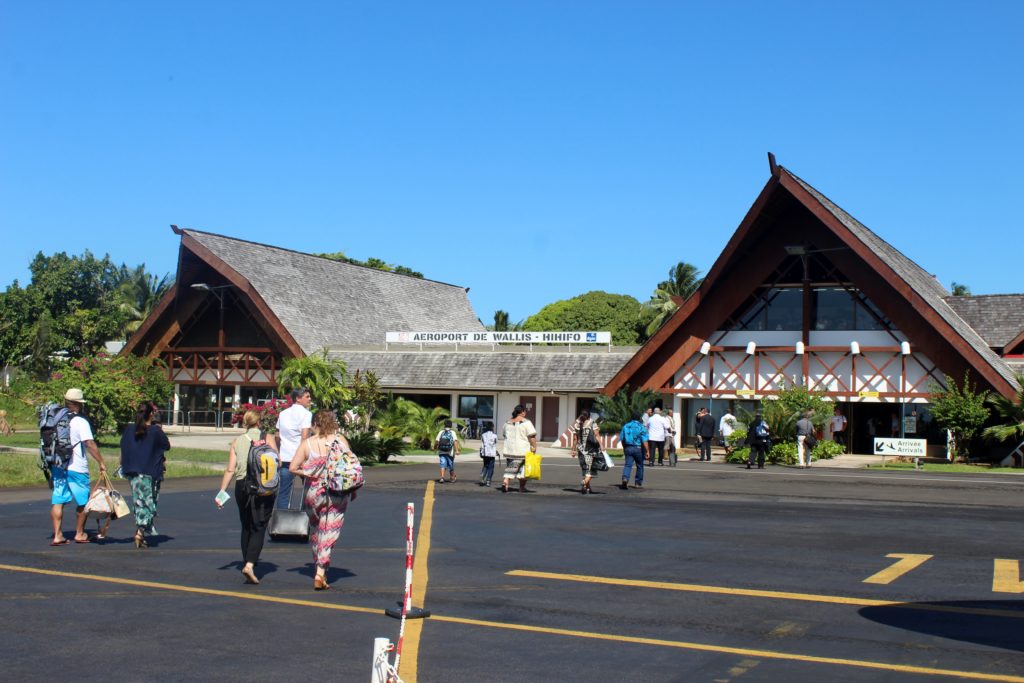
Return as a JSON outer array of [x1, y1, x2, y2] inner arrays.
[[666, 344, 943, 400], [120, 226, 304, 388], [605, 159, 1018, 401]]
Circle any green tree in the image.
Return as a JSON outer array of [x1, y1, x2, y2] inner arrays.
[[347, 369, 385, 430], [35, 352, 173, 434], [950, 282, 972, 296], [592, 386, 661, 433], [522, 291, 652, 345], [278, 350, 351, 410], [114, 265, 174, 337], [982, 373, 1024, 447], [644, 262, 703, 337], [929, 373, 990, 461], [316, 251, 424, 278], [493, 310, 510, 331]]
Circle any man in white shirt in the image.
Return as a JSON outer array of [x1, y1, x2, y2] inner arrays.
[[275, 388, 312, 509], [50, 388, 107, 545], [830, 406, 848, 452], [719, 409, 736, 454], [647, 408, 670, 466]]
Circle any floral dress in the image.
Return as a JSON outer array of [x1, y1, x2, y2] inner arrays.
[[302, 438, 351, 570]]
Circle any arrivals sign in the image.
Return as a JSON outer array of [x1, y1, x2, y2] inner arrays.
[[872, 438, 927, 457], [385, 331, 612, 344]]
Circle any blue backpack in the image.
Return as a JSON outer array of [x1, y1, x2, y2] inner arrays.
[[438, 429, 455, 454]]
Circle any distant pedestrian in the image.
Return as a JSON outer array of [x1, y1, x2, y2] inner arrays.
[[479, 422, 498, 487], [433, 419, 460, 483], [795, 410, 815, 468], [831, 406, 848, 451], [501, 404, 537, 493], [719, 408, 736, 454], [49, 389, 108, 546], [665, 409, 678, 466], [120, 401, 170, 549], [276, 388, 312, 509], [698, 408, 716, 461], [216, 410, 275, 585], [642, 407, 653, 429], [747, 412, 770, 469], [694, 408, 705, 458], [619, 412, 649, 489], [290, 409, 359, 591], [647, 408, 670, 465], [574, 410, 601, 494]]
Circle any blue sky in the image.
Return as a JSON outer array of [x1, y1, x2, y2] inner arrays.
[[2, 2, 1021, 324]]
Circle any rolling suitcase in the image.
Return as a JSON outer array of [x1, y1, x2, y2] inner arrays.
[[268, 480, 309, 540]]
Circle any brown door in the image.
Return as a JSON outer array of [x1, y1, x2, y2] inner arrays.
[[542, 396, 559, 441], [519, 396, 537, 426]]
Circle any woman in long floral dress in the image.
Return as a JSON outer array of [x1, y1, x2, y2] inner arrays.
[[289, 409, 358, 591], [120, 402, 170, 548]]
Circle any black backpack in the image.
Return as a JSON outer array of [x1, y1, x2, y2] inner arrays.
[[39, 403, 76, 468], [438, 429, 455, 453]]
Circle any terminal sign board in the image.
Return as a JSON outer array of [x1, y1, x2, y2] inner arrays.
[[872, 438, 927, 457], [385, 331, 612, 344]]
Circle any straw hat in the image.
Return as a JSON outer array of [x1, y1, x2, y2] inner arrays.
[[64, 388, 87, 404]]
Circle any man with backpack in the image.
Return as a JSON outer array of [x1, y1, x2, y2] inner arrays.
[[746, 412, 771, 470], [434, 419, 460, 483], [45, 389, 108, 545]]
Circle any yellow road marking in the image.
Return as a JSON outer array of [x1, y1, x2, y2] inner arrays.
[[767, 622, 806, 639], [993, 560, 1024, 594], [0, 562, 382, 615], [0, 561, 1021, 681], [863, 553, 933, 585], [426, 612, 1024, 683], [507, 569, 1024, 620], [398, 480, 436, 683]]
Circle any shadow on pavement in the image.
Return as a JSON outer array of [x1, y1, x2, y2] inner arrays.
[[859, 601, 1024, 652]]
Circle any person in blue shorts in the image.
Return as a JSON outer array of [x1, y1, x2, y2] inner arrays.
[[433, 420, 460, 483], [50, 389, 108, 545]]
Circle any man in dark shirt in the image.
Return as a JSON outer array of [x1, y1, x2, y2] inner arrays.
[[697, 409, 716, 461]]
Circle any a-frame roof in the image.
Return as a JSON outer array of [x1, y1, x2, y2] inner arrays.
[[605, 163, 1020, 399], [122, 228, 484, 357]]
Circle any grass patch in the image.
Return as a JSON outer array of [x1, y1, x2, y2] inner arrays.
[[867, 461, 1024, 474], [0, 453, 50, 488], [0, 394, 35, 431]]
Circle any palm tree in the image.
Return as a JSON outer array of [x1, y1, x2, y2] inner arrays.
[[983, 373, 1024, 447], [493, 310, 510, 331], [592, 386, 660, 433], [400, 401, 456, 449], [644, 262, 703, 337], [115, 265, 174, 337]]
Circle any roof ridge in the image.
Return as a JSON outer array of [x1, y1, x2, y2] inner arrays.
[[179, 227, 468, 291]]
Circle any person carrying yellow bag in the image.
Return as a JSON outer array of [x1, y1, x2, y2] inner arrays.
[[501, 404, 537, 493]]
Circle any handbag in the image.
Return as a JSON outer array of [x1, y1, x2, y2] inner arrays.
[[86, 472, 131, 519], [268, 475, 309, 540], [523, 451, 542, 480], [804, 433, 818, 449], [601, 451, 615, 470]]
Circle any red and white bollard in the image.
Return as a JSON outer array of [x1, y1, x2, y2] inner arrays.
[[377, 502, 430, 682]]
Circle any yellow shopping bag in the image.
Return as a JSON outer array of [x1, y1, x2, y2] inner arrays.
[[523, 451, 542, 480]]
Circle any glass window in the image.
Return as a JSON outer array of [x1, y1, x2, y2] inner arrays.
[[853, 297, 887, 330], [813, 288, 854, 330], [458, 395, 494, 419], [764, 288, 803, 331]]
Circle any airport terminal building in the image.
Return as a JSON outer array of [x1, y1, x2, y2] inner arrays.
[[122, 227, 634, 443], [124, 162, 1023, 455]]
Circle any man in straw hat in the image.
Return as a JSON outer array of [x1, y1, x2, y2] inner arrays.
[[50, 388, 107, 545]]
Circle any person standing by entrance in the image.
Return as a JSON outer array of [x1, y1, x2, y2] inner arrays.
[[49, 389, 108, 545], [646, 408, 669, 466], [276, 388, 312, 509], [501, 404, 537, 493], [719, 408, 736, 455], [831, 406, 848, 452], [747, 412, 770, 469], [698, 408, 716, 461], [619, 412, 649, 489], [796, 410, 815, 468]]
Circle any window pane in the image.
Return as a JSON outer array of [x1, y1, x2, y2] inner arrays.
[[813, 288, 854, 330], [476, 395, 494, 418], [764, 288, 802, 330], [459, 395, 478, 418]]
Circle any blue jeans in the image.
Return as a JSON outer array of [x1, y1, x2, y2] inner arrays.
[[480, 457, 495, 483], [621, 445, 644, 485], [276, 466, 296, 509]]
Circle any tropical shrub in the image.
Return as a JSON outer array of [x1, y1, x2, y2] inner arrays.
[[727, 446, 749, 464], [811, 439, 844, 460], [982, 372, 1024, 449], [34, 352, 173, 435], [231, 398, 288, 434], [399, 401, 456, 449], [592, 386, 661, 433], [929, 373, 990, 461], [278, 349, 350, 410], [768, 441, 798, 465], [345, 430, 380, 465]]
